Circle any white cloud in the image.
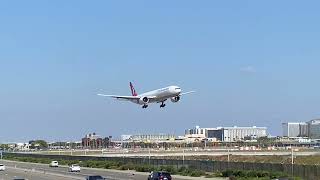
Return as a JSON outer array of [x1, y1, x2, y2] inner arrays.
[[240, 66, 256, 73]]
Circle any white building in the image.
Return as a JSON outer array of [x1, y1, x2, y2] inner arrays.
[[15, 143, 31, 151], [121, 134, 175, 142], [184, 126, 216, 141], [186, 125, 267, 142], [221, 126, 267, 142], [282, 122, 308, 137]]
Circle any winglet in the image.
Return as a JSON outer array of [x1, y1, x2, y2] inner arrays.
[[130, 82, 138, 96]]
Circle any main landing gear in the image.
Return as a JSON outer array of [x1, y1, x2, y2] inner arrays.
[[160, 102, 166, 108], [142, 104, 148, 109]]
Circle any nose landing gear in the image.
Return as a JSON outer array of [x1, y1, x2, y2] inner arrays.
[[142, 104, 148, 108], [160, 102, 166, 108]]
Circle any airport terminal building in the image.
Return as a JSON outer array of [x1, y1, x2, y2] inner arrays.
[[121, 134, 176, 142], [185, 126, 268, 142], [308, 119, 320, 139], [282, 122, 308, 137], [282, 119, 320, 139]]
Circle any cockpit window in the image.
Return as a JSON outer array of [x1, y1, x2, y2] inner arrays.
[[175, 88, 181, 90]]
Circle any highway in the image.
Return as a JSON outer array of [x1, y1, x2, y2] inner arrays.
[[0, 160, 223, 180], [0, 159, 140, 180], [0, 166, 72, 180]]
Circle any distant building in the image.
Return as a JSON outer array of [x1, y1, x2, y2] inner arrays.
[[207, 129, 223, 141], [121, 134, 175, 142], [82, 133, 110, 149], [13, 143, 30, 151], [185, 126, 267, 142], [299, 123, 309, 137], [220, 126, 267, 142], [308, 119, 320, 139], [185, 126, 208, 139], [282, 122, 309, 137], [121, 135, 132, 141]]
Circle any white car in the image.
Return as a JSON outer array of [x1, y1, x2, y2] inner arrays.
[[0, 164, 5, 171], [49, 161, 59, 167], [69, 164, 80, 172]]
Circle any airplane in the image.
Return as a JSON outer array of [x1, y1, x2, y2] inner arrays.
[[97, 82, 195, 108]]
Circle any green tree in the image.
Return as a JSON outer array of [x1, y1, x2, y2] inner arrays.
[[0, 144, 9, 150], [30, 140, 48, 149]]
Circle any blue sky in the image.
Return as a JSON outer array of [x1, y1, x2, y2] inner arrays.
[[1, 1, 320, 142]]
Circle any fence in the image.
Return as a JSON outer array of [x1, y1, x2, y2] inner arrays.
[[4, 152, 320, 179]]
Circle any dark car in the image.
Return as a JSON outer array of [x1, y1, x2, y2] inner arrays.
[[86, 175, 106, 180], [148, 171, 172, 180]]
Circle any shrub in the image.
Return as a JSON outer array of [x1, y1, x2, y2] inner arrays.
[[118, 162, 135, 170], [204, 173, 215, 178], [222, 169, 235, 177], [158, 166, 177, 174], [178, 166, 187, 173], [256, 171, 270, 177], [190, 170, 206, 177], [135, 165, 154, 172], [246, 170, 258, 178]]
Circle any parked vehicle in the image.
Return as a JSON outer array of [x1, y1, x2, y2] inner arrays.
[[85, 175, 106, 180], [148, 171, 172, 180]]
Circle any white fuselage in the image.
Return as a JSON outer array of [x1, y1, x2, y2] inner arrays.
[[132, 86, 181, 104]]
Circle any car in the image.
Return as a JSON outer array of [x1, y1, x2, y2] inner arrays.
[[85, 175, 106, 180], [0, 164, 5, 171], [13, 178, 25, 180], [69, 164, 81, 172], [148, 171, 172, 180], [49, 161, 59, 167]]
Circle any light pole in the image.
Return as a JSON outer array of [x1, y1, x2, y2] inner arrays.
[[148, 148, 151, 165], [183, 149, 185, 166], [291, 147, 294, 177], [227, 137, 230, 163]]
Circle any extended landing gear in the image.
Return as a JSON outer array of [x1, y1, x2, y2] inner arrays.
[[160, 102, 166, 108], [142, 104, 148, 109]]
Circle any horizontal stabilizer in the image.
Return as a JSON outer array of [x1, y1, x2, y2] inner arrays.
[[180, 91, 195, 96]]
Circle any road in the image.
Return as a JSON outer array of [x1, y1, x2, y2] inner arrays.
[[0, 160, 224, 180], [0, 159, 140, 180], [0, 166, 72, 180]]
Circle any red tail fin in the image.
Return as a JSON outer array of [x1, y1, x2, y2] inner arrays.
[[130, 82, 138, 96]]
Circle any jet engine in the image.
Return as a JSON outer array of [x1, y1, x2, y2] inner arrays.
[[139, 97, 149, 104], [171, 96, 180, 103]]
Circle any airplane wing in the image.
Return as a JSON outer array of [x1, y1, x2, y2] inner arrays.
[[97, 94, 140, 101], [97, 94, 157, 101], [180, 91, 195, 96]]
